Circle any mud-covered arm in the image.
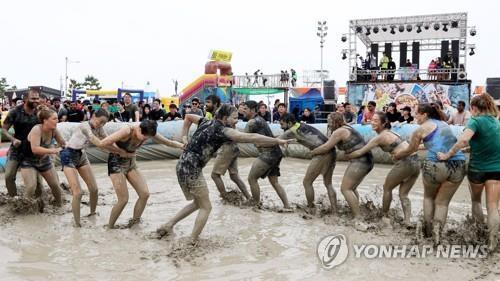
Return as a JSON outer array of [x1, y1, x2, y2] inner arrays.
[[393, 128, 423, 160], [437, 128, 474, 161], [2, 110, 17, 143], [311, 128, 348, 155], [153, 134, 185, 149], [181, 114, 203, 144], [346, 135, 381, 159], [54, 129, 66, 148], [224, 128, 289, 146], [100, 126, 131, 147], [277, 129, 295, 140]]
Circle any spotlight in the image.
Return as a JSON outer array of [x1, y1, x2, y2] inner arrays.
[[382, 26, 388, 32], [433, 23, 440, 31], [416, 25, 422, 33], [451, 21, 458, 28], [341, 34, 347, 42], [356, 26, 362, 33], [442, 23, 448, 32], [342, 53, 347, 60], [406, 24, 412, 32], [373, 26, 379, 34], [470, 27, 476, 36], [399, 25, 405, 32], [390, 26, 396, 34], [365, 27, 371, 36], [424, 23, 430, 30], [469, 48, 475, 56]]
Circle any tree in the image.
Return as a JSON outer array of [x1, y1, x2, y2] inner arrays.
[[83, 75, 102, 90], [67, 79, 84, 98], [0, 77, 9, 99]]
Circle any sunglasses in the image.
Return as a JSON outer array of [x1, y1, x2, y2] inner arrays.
[[192, 103, 199, 106]]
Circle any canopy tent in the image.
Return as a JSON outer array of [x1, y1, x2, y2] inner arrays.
[[288, 88, 324, 116]]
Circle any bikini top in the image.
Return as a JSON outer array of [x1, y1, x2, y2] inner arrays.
[[116, 126, 144, 153], [379, 130, 403, 153]]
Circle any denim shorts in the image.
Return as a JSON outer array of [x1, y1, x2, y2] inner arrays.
[[60, 148, 90, 169], [20, 155, 53, 172]]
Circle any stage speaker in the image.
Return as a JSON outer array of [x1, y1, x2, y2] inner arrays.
[[323, 80, 336, 100], [384, 43, 392, 59], [451, 40, 460, 66], [400, 42, 407, 67], [486, 78, 500, 100], [458, 71, 467, 80], [441, 41, 449, 60], [412, 42, 420, 67], [370, 44, 379, 65]]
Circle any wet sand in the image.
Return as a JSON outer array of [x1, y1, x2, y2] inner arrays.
[[0, 158, 498, 281]]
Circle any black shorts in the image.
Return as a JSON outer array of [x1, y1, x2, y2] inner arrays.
[[60, 148, 90, 169], [259, 156, 282, 179], [20, 156, 53, 172], [107, 153, 137, 175], [468, 170, 500, 184]]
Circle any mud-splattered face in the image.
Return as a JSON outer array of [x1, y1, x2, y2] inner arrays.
[[279, 119, 293, 131], [225, 111, 239, 127], [415, 110, 427, 125], [371, 114, 382, 132], [92, 116, 108, 129]]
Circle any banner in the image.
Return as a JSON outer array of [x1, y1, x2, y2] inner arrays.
[[208, 50, 232, 62], [347, 82, 470, 114]]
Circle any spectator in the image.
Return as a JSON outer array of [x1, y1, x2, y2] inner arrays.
[[387, 57, 396, 81], [436, 100, 450, 120], [291, 69, 297, 87], [336, 104, 345, 114], [428, 59, 437, 80], [189, 98, 204, 116], [67, 101, 85, 122], [273, 99, 280, 115], [204, 94, 221, 120], [273, 103, 287, 123], [386, 102, 402, 123], [165, 104, 182, 121], [123, 93, 139, 122], [300, 107, 315, 124], [101, 102, 114, 121], [357, 105, 366, 124], [52, 97, 67, 122], [141, 104, 152, 121], [258, 103, 271, 122], [448, 100, 471, 126], [380, 52, 389, 80], [114, 101, 131, 122], [314, 105, 322, 122], [150, 99, 166, 121], [398, 106, 414, 123], [405, 59, 412, 67], [362, 101, 376, 124], [39, 94, 48, 106], [343, 102, 357, 125]]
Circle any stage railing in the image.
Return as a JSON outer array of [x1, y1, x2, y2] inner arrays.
[[232, 74, 297, 88], [353, 68, 465, 82]]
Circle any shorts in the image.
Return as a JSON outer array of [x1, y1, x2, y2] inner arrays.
[[212, 144, 239, 176], [20, 156, 53, 173], [387, 154, 420, 183], [176, 162, 208, 201], [421, 160, 466, 186], [345, 155, 374, 180], [467, 170, 500, 184], [107, 153, 137, 175], [60, 148, 90, 169], [252, 156, 282, 179]]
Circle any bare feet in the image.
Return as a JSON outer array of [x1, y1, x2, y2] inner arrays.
[[278, 207, 294, 213], [433, 222, 442, 245], [156, 223, 174, 239], [354, 220, 368, 232], [488, 232, 498, 253]]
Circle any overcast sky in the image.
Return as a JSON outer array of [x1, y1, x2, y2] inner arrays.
[[1, 0, 495, 96]]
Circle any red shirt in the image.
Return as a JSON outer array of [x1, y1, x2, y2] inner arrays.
[[363, 110, 375, 123]]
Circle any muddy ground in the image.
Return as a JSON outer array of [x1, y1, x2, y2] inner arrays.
[[0, 158, 498, 281]]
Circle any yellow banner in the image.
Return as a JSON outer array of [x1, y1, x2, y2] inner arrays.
[[209, 50, 232, 62]]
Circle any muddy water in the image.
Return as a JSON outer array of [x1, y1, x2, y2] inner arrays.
[[0, 158, 498, 281]]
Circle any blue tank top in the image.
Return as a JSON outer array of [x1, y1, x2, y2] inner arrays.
[[422, 119, 465, 162]]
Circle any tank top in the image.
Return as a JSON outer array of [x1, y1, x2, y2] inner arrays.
[[116, 126, 144, 153], [422, 119, 465, 162], [24, 125, 55, 160]]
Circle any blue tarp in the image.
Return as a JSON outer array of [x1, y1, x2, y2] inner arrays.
[[288, 88, 324, 114]]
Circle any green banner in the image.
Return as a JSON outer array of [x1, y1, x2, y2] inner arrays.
[[232, 88, 283, 95]]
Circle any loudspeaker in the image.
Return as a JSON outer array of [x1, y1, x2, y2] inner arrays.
[[370, 44, 379, 65], [412, 42, 420, 67], [486, 78, 500, 100], [441, 41, 449, 60], [384, 43, 392, 59], [323, 80, 336, 100], [400, 42, 407, 67]]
